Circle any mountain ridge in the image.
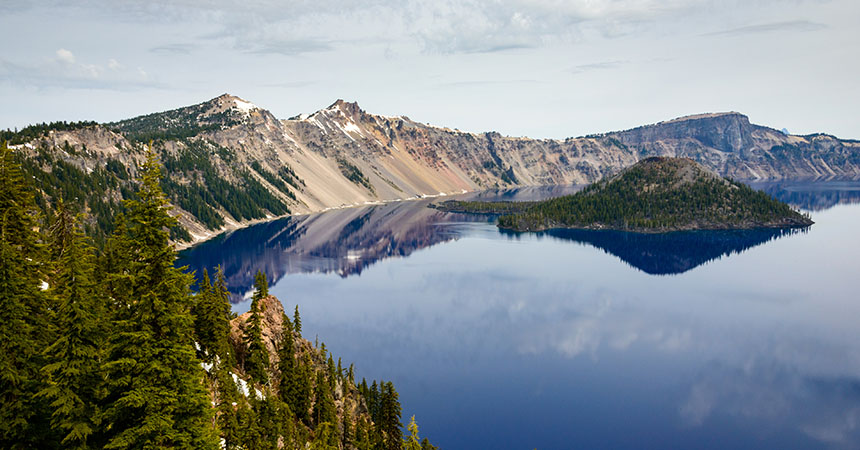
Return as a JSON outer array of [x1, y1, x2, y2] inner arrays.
[[5, 94, 858, 247]]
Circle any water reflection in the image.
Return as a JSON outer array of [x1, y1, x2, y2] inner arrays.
[[175, 181, 860, 449], [178, 200, 489, 302], [749, 180, 860, 211], [506, 227, 807, 275]]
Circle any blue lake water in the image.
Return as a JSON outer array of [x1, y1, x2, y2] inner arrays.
[[178, 181, 860, 449]]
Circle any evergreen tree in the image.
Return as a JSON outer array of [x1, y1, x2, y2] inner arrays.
[[0, 142, 54, 447], [38, 209, 105, 449], [212, 266, 236, 367], [244, 269, 270, 384], [380, 381, 403, 450], [194, 267, 232, 363], [293, 304, 302, 336], [402, 416, 422, 450], [214, 363, 243, 450], [292, 354, 313, 426], [99, 147, 218, 449], [402, 416, 436, 450], [352, 417, 373, 450], [312, 371, 336, 428], [277, 313, 296, 404]]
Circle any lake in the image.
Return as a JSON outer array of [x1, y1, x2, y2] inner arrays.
[[178, 181, 860, 449]]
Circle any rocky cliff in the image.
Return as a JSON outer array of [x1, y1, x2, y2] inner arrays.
[[7, 94, 858, 246]]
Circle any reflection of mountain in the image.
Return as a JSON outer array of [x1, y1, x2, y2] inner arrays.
[[748, 180, 860, 211], [523, 227, 805, 275], [177, 200, 487, 302]]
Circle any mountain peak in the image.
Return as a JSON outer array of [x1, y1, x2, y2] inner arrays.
[[662, 111, 748, 125], [207, 93, 259, 115], [326, 99, 362, 116]]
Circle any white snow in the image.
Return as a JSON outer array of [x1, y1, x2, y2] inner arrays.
[[343, 121, 362, 135], [231, 373, 251, 397], [233, 98, 257, 114], [200, 361, 213, 372], [40, 281, 49, 291]]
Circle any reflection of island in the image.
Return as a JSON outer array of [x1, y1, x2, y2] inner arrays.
[[177, 200, 488, 302], [510, 227, 806, 275], [748, 180, 860, 211]]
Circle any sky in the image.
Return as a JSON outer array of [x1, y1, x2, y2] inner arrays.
[[1, 0, 858, 139]]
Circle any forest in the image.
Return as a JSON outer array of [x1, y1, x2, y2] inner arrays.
[[0, 142, 435, 449]]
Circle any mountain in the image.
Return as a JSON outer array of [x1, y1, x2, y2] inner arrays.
[[4, 94, 856, 246], [439, 157, 814, 232]]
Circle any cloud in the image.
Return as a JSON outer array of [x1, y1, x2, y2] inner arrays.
[[0, 50, 163, 91], [12, 0, 728, 55], [150, 43, 195, 54], [702, 20, 828, 37], [569, 60, 629, 74], [55, 48, 76, 64]]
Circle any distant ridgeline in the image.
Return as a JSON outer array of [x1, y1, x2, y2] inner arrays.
[[0, 143, 436, 449], [434, 157, 814, 233], [2, 94, 857, 248]]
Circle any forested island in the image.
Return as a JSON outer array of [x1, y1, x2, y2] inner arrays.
[[0, 142, 435, 449], [433, 157, 813, 233]]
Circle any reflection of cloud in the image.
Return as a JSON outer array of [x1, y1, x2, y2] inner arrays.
[[703, 20, 828, 37], [680, 360, 860, 447]]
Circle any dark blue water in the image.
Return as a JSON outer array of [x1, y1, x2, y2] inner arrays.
[[178, 181, 860, 449]]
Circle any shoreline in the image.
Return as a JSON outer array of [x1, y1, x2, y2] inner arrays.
[[172, 188, 472, 251]]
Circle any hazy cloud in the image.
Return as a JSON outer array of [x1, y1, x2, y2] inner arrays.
[[0, 50, 163, 91], [703, 20, 828, 37], [149, 43, 196, 54], [569, 60, 629, 74]]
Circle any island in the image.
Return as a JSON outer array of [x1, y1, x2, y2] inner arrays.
[[432, 157, 814, 233]]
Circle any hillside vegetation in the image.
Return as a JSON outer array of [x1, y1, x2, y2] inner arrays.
[[0, 142, 435, 449]]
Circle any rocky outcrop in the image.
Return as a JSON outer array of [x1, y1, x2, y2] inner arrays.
[[228, 294, 369, 423]]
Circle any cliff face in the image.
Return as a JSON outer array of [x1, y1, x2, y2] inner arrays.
[[9, 94, 859, 246]]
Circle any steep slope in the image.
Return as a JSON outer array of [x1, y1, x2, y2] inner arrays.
[[5, 94, 857, 247]]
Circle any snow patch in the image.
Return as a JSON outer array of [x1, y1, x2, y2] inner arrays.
[[233, 98, 257, 114], [343, 121, 362, 135], [231, 373, 251, 397], [201, 361, 213, 372], [40, 281, 49, 291]]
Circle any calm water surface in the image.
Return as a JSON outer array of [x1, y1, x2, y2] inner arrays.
[[178, 181, 860, 449]]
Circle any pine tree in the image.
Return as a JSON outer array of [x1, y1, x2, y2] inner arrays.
[[312, 371, 336, 428], [293, 304, 303, 336], [194, 267, 232, 363], [244, 269, 270, 384], [292, 354, 313, 426], [212, 266, 236, 367], [214, 363, 243, 450], [380, 381, 403, 450], [402, 416, 436, 450], [99, 147, 218, 449], [38, 208, 105, 449], [0, 142, 55, 447], [277, 313, 296, 403], [402, 416, 422, 450], [352, 417, 373, 450]]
